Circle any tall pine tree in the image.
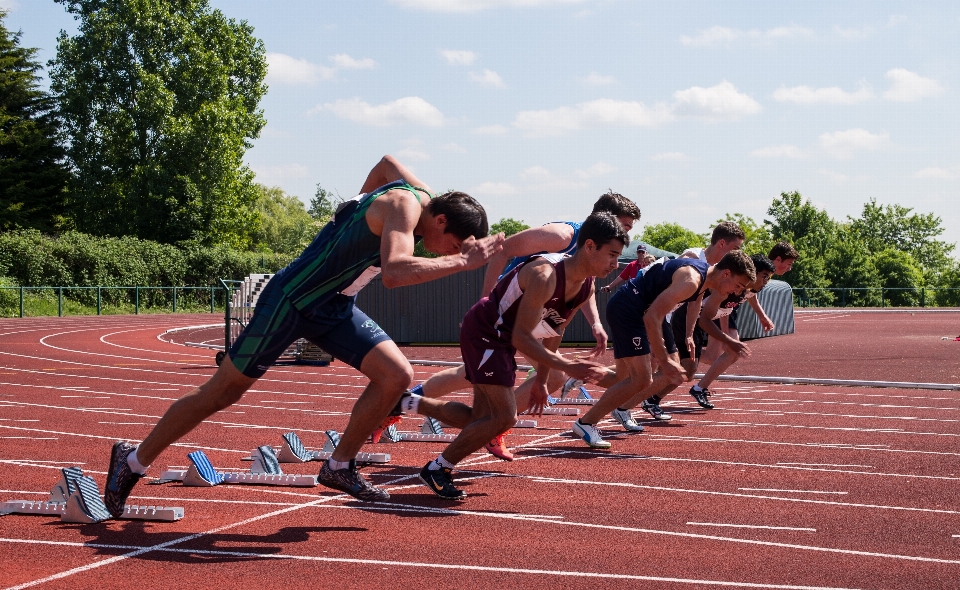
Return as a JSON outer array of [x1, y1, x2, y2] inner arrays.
[[0, 11, 69, 233]]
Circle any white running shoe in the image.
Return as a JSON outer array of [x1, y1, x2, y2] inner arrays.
[[571, 421, 611, 449], [561, 377, 585, 399], [610, 408, 645, 432]]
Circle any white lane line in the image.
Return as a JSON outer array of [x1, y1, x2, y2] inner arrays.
[[0, 437, 57, 440], [779, 463, 874, 468], [738, 489, 847, 495], [59, 396, 109, 399], [132, 388, 181, 391], [687, 522, 817, 532], [0, 419, 39, 422], [0, 539, 859, 590], [98, 422, 152, 425]]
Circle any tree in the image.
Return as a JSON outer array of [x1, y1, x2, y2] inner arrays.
[[0, 11, 69, 233], [308, 184, 339, 225], [824, 224, 881, 307], [714, 213, 773, 257], [849, 198, 954, 273], [640, 222, 706, 255], [490, 217, 529, 237], [765, 191, 835, 299], [872, 248, 924, 307], [250, 185, 316, 254], [49, 0, 267, 248]]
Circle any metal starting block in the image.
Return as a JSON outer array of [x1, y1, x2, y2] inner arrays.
[[243, 431, 390, 464], [521, 406, 580, 416], [548, 395, 597, 406], [1, 466, 183, 523], [159, 448, 316, 487], [378, 417, 458, 443], [513, 419, 538, 428]]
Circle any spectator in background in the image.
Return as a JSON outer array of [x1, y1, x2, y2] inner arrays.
[[601, 245, 654, 293]]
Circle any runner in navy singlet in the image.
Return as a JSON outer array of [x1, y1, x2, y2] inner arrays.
[[393, 212, 629, 499], [571, 250, 757, 449]]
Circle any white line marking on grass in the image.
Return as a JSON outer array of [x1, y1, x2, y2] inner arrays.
[[738, 489, 847, 495], [687, 522, 817, 532], [0, 539, 860, 590]]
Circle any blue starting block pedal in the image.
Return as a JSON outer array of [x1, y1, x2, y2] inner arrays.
[[241, 431, 390, 464], [1, 467, 183, 522], [160, 449, 316, 487]]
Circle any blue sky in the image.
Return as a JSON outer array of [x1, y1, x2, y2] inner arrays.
[[5, 0, 960, 249]]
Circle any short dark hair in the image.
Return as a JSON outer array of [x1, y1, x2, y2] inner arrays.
[[751, 254, 776, 275], [710, 221, 746, 245], [592, 191, 641, 221], [427, 191, 489, 240], [576, 212, 630, 250], [715, 250, 756, 282], [768, 241, 799, 261]]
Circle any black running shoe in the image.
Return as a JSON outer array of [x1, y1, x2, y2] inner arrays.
[[318, 459, 389, 501], [690, 386, 714, 409], [103, 441, 144, 518], [389, 391, 412, 416], [641, 399, 672, 421], [418, 463, 466, 500]]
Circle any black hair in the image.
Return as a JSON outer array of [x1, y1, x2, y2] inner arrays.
[[592, 191, 641, 220], [710, 221, 746, 244], [576, 212, 630, 250], [768, 241, 799, 261], [751, 254, 776, 275], [427, 191, 489, 240], [715, 250, 756, 282]]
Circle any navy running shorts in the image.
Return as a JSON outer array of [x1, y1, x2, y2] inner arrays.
[[606, 288, 677, 359], [229, 278, 391, 378], [672, 302, 708, 361]]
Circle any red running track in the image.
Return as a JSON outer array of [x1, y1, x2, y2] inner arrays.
[[0, 312, 959, 589]]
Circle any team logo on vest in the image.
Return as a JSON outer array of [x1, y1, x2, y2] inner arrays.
[[541, 308, 566, 325]]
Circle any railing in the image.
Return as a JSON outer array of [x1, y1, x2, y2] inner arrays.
[[0, 286, 228, 318], [792, 287, 960, 308]]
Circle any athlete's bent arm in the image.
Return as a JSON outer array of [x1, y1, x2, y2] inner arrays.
[[360, 155, 429, 195], [480, 224, 575, 295], [697, 296, 749, 357], [747, 295, 775, 331], [644, 269, 699, 383]]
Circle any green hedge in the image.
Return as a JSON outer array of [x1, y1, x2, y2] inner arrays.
[[0, 230, 296, 293]]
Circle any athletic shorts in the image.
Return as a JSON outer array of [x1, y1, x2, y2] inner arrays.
[[229, 278, 391, 378], [459, 309, 517, 387], [672, 303, 708, 361], [728, 306, 739, 332], [606, 288, 677, 359]]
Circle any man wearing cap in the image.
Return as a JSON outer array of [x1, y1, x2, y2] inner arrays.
[[601, 244, 653, 293]]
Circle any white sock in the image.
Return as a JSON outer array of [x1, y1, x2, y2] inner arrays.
[[126, 448, 149, 475], [402, 393, 422, 414], [428, 455, 456, 471], [328, 458, 351, 471]]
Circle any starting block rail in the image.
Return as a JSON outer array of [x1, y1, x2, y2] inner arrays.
[[242, 431, 390, 464], [522, 407, 579, 416], [548, 395, 597, 406], [159, 447, 316, 487], [378, 417, 457, 443], [1, 466, 183, 523]]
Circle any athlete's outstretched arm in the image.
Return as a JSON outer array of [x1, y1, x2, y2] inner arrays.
[[360, 155, 430, 195], [644, 268, 700, 383], [377, 192, 503, 288], [480, 224, 576, 296]]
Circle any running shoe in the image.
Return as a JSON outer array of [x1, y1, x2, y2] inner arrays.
[[610, 408, 645, 432], [103, 441, 143, 518], [484, 432, 514, 461], [641, 399, 672, 421], [689, 386, 714, 409], [318, 459, 389, 501], [419, 463, 466, 500], [561, 377, 584, 399], [370, 415, 402, 443], [571, 421, 612, 449]]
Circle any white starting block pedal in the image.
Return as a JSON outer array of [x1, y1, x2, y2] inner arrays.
[[242, 431, 390, 465], [159, 448, 316, 487], [1, 466, 183, 523], [513, 419, 538, 428], [378, 417, 458, 443], [548, 394, 597, 406], [521, 407, 579, 416]]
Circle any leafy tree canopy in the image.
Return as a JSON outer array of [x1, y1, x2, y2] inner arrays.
[[714, 213, 773, 257], [640, 222, 706, 255], [490, 217, 529, 237], [0, 11, 69, 232], [250, 185, 317, 255], [49, 0, 267, 248]]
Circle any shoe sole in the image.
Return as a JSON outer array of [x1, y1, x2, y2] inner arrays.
[[417, 474, 466, 501]]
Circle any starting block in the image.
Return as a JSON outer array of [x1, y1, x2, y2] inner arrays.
[[243, 431, 390, 464], [159, 448, 316, 487], [378, 417, 458, 443], [1, 466, 183, 523], [521, 406, 579, 416], [548, 394, 597, 406]]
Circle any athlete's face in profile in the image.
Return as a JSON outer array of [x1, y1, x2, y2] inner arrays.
[[616, 215, 636, 233], [773, 257, 795, 275], [716, 237, 744, 258], [717, 270, 752, 296], [583, 240, 624, 278], [752, 271, 773, 290], [421, 213, 464, 256]]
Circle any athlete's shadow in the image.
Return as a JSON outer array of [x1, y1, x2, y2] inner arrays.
[[51, 521, 363, 563]]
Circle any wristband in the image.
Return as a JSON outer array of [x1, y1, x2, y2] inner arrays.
[[592, 322, 604, 329]]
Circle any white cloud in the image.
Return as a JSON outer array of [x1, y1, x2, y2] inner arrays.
[[252, 163, 311, 185], [750, 144, 805, 159], [470, 181, 519, 196], [330, 54, 377, 70], [681, 25, 814, 47], [472, 124, 509, 135], [266, 53, 335, 84], [575, 162, 616, 179], [773, 83, 874, 105], [442, 142, 467, 153], [819, 128, 890, 159], [581, 72, 617, 86], [469, 68, 506, 88], [440, 49, 478, 65], [390, 0, 586, 13], [914, 167, 954, 180], [671, 80, 762, 121], [818, 169, 849, 184], [513, 99, 673, 137], [316, 97, 445, 127], [396, 147, 431, 161], [651, 152, 689, 162], [883, 68, 944, 102], [0, 0, 19, 10]]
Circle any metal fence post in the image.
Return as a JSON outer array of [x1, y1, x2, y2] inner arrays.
[[135, 286, 140, 314], [210, 286, 215, 314], [58, 287, 63, 317], [172, 286, 177, 313], [880, 288, 884, 308], [97, 287, 102, 315], [19, 286, 24, 318], [841, 288, 846, 307], [920, 287, 925, 308]]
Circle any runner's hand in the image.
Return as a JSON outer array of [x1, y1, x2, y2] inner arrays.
[[528, 380, 549, 417], [760, 316, 775, 332], [461, 233, 505, 269], [724, 340, 750, 358], [661, 359, 687, 385], [565, 360, 607, 384], [685, 337, 696, 359], [587, 325, 608, 359]]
